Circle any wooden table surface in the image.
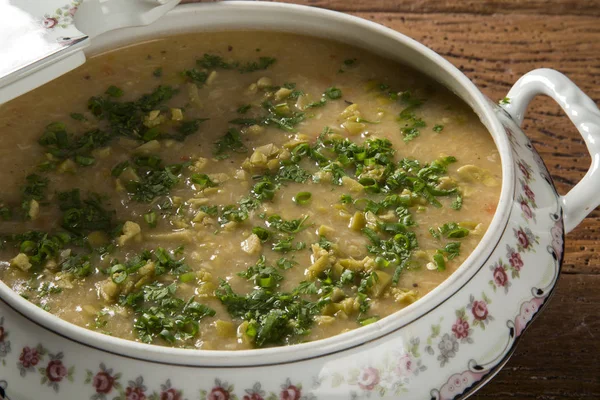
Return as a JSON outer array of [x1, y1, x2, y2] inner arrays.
[[183, 1, 600, 397]]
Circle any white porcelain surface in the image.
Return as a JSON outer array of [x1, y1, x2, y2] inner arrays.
[[0, 0, 179, 104], [0, 2, 597, 400]]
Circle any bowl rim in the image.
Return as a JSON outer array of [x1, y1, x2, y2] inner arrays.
[[0, 0, 515, 367]]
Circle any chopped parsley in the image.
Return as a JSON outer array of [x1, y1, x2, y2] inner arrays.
[[432, 222, 470, 239], [238, 57, 276, 73], [214, 128, 247, 158], [57, 189, 116, 236], [70, 113, 86, 121], [451, 194, 463, 210], [121, 282, 215, 344], [105, 85, 124, 98], [216, 281, 323, 347], [237, 104, 252, 114], [126, 156, 187, 203]]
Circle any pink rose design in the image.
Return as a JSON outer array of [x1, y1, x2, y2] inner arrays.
[[208, 387, 229, 400], [46, 360, 67, 383], [509, 252, 524, 271], [395, 354, 414, 376], [93, 371, 115, 394], [126, 387, 147, 400], [19, 347, 40, 368], [357, 367, 380, 391], [518, 162, 530, 180], [521, 201, 533, 219], [68, 7, 78, 17], [516, 229, 529, 249], [43, 17, 58, 29], [471, 300, 489, 321], [161, 388, 181, 400], [452, 318, 470, 339], [493, 266, 508, 287], [243, 394, 264, 400], [280, 385, 301, 400], [523, 185, 535, 201]]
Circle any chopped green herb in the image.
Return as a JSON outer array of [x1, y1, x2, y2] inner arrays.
[[434, 222, 470, 239], [58, 189, 116, 236], [276, 257, 298, 270], [152, 67, 163, 77], [216, 281, 323, 347], [181, 69, 208, 86], [171, 118, 208, 141], [252, 227, 273, 242], [340, 194, 353, 204], [144, 211, 158, 228], [238, 57, 276, 73], [324, 87, 342, 100], [190, 173, 216, 189], [197, 53, 236, 70], [127, 157, 185, 203], [199, 205, 218, 216], [111, 161, 129, 177], [267, 215, 309, 234], [238, 256, 283, 289], [277, 164, 310, 183], [75, 155, 95, 166], [70, 113, 86, 121], [433, 124, 444, 133], [105, 85, 124, 98], [214, 128, 247, 158], [121, 281, 215, 344], [451, 194, 463, 210], [237, 104, 252, 114], [293, 191, 312, 205]]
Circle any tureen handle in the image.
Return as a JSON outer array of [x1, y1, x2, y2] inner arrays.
[[502, 68, 600, 233]]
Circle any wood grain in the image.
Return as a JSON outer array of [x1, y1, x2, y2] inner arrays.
[[184, 0, 600, 16], [182, 1, 600, 397]]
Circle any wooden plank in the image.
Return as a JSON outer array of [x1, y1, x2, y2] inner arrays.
[[181, 0, 600, 16], [473, 274, 600, 398]]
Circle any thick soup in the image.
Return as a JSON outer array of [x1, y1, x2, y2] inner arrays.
[[0, 32, 501, 350]]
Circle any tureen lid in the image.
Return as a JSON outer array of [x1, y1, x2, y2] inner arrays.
[[0, 0, 179, 104]]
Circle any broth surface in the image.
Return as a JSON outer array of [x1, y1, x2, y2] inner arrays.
[[0, 32, 501, 350]]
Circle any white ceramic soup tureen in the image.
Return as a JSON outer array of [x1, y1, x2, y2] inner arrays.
[[0, 1, 599, 399]]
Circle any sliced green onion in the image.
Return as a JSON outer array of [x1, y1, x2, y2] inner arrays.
[[109, 264, 127, 284], [293, 191, 312, 205], [75, 155, 95, 166], [433, 252, 446, 271], [144, 211, 158, 228], [111, 161, 129, 177], [252, 227, 272, 242], [258, 276, 274, 288], [143, 127, 161, 141], [359, 316, 379, 326], [179, 271, 197, 283], [20, 240, 36, 253]]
